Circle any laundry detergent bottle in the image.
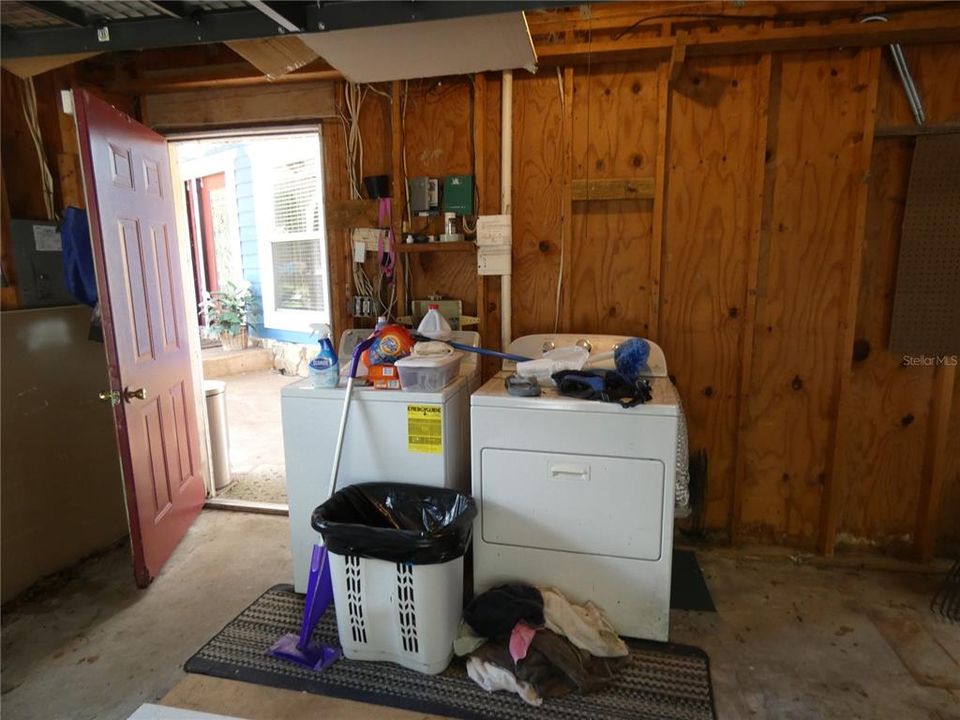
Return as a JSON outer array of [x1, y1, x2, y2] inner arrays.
[[417, 304, 453, 341], [308, 323, 339, 388]]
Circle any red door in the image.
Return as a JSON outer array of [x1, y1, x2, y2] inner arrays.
[[75, 90, 205, 587], [197, 172, 226, 294]]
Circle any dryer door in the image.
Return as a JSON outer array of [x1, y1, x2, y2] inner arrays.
[[480, 449, 665, 560]]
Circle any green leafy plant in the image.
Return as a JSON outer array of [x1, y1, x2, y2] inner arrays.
[[199, 281, 253, 337]]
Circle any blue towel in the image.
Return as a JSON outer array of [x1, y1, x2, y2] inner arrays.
[[61, 206, 97, 307]]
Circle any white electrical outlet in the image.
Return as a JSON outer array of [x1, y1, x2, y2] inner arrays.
[[351, 228, 382, 253], [477, 246, 512, 276]]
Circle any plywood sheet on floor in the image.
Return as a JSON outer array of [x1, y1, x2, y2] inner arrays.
[[162, 675, 449, 720]]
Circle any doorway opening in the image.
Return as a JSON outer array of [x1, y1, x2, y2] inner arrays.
[[171, 130, 331, 510]]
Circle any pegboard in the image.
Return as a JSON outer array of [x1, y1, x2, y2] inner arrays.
[[889, 133, 960, 357]]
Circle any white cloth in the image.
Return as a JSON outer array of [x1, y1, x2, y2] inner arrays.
[[454, 619, 486, 657], [466, 656, 542, 707], [539, 587, 630, 658], [516, 346, 588, 386], [412, 340, 454, 357]]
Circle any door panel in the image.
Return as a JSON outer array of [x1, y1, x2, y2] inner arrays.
[[75, 90, 205, 586]]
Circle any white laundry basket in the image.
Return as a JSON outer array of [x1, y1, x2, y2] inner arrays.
[[328, 553, 464, 674]]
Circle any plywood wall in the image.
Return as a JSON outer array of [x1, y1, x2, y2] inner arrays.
[[5, 8, 956, 558], [349, 40, 960, 555], [660, 55, 767, 533]]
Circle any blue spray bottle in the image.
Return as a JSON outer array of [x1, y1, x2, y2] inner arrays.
[[308, 324, 339, 388]]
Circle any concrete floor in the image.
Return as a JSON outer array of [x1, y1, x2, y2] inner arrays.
[[215, 370, 291, 504], [2, 511, 958, 720], [1, 512, 291, 720]]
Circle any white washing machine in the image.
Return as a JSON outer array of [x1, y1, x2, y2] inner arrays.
[[471, 334, 680, 641], [283, 331, 480, 593]]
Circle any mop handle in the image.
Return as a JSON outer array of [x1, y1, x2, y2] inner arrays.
[[411, 333, 531, 364], [328, 336, 376, 500]]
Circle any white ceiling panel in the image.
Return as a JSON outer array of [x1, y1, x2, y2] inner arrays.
[[299, 12, 537, 83]]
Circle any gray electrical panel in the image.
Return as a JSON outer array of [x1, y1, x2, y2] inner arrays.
[[409, 176, 439, 214], [10, 219, 76, 308]]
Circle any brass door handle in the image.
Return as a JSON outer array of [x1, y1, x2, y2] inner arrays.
[[98, 389, 121, 406], [123, 387, 147, 402]]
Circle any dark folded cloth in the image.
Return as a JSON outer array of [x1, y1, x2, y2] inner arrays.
[[471, 629, 625, 699], [464, 584, 544, 638]]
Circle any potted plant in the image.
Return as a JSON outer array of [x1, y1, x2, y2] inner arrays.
[[199, 281, 254, 351]]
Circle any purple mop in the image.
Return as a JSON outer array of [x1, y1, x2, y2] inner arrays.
[[268, 336, 377, 671], [268, 543, 340, 670]]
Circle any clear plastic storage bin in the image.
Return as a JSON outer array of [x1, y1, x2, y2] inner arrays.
[[395, 352, 462, 392]]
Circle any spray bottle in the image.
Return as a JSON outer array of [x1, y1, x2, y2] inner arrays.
[[308, 323, 339, 388]]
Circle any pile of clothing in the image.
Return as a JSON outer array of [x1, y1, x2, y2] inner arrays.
[[455, 584, 630, 707]]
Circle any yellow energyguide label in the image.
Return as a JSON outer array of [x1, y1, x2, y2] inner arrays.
[[407, 404, 442, 454]]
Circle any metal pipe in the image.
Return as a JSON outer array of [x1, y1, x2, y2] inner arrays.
[[861, 15, 925, 126], [889, 43, 926, 124], [501, 70, 513, 353]]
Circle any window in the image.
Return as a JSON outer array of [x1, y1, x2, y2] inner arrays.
[[252, 134, 331, 333], [269, 156, 325, 314]]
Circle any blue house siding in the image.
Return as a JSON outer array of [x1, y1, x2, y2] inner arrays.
[[232, 149, 265, 337], [180, 140, 319, 346]]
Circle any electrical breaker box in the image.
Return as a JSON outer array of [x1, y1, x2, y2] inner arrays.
[[10, 219, 76, 308], [410, 177, 439, 214], [442, 175, 474, 215]]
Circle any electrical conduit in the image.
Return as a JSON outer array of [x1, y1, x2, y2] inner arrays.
[[501, 70, 513, 353]]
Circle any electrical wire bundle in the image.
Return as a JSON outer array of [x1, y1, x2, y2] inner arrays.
[[340, 81, 399, 320]]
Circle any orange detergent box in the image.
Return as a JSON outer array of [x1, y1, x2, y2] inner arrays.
[[367, 364, 401, 390]]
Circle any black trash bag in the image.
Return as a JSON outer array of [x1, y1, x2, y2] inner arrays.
[[312, 482, 477, 565]]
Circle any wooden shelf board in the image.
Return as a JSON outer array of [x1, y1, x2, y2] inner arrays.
[[398, 241, 477, 254]]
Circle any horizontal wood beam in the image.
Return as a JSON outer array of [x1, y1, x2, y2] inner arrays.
[[875, 122, 960, 138], [325, 199, 380, 231], [111, 67, 342, 94], [536, 10, 960, 65], [397, 241, 477, 254], [526, 2, 926, 34], [571, 177, 655, 201], [143, 81, 336, 131]]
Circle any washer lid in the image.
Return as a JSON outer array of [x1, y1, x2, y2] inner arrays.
[[283, 374, 467, 403], [471, 373, 679, 416]]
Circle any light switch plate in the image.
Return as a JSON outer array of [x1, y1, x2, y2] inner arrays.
[[352, 240, 366, 264]]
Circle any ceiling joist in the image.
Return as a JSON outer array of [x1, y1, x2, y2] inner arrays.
[[140, 2, 194, 20], [0, 1, 571, 60], [20, 1, 93, 28], [246, 1, 304, 33]]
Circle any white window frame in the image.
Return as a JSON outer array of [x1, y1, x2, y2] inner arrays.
[[249, 132, 331, 333]]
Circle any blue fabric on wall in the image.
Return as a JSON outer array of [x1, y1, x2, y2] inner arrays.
[[61, 207, 98, 307]]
